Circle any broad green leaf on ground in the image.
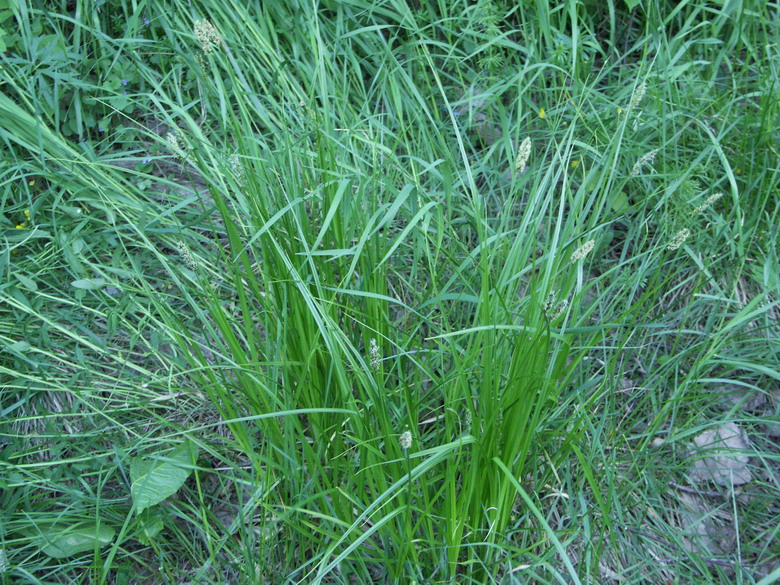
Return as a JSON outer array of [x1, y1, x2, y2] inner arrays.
[[36, 523, 116, 559], [137, 511, 165, 544], [71, 278, 110, 290], [130, 442, 198, 514], [612, 191, 629, 212]]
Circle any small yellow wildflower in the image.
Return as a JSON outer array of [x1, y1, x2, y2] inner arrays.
[[24, 209, 30, 219], [28, 180, 35, 186], [617, 107, 623, 116], [571, 159, 580, 169], [15, 223, 26, 229], [538, 108, 546, 119]]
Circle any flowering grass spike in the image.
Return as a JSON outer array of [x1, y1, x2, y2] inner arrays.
[[515, 137, 531, 173], [571, 239, 595, 263], [629, 148, 659, 177], [194, 19, 222, 54], [667, 228, 691, 251]]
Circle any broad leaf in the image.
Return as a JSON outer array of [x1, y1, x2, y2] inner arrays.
[[130, 442, 197, 514], [71, 278, 109, 290], [612, 191, 629, 212], [38, 523, 115, 559], [137, 511, 165, 544]]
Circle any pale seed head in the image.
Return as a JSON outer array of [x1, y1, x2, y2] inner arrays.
[[629, 81, 647, 112], [630, 148, 659, 177], [194, 19, 222, 55], [571, 239, 595, 263], [230, 153, 245, 186], [693, 192, 723, 213], [177, 241, 197, 270], [369, 338, 380, 372], [166, 131, 189, 161], [515, 137, 532, 173], [666, 228, 691, 251]]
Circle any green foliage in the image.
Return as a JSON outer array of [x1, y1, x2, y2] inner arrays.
[[0, 0, 777, 583], [30, 523, 116, 559], [130, 442, 198, 515]]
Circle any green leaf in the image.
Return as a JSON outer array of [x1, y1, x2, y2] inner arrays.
[[6, 340, 31, 353], [551, 342, 570, 380], [612, 191, 629, 212], [623, 0, 642, 9], [137, 511, 164, 544], [71, 278, 108, 290], [14, 273, 37, 290], [130, 442, 197, 514], [39, 523, 116, 558]]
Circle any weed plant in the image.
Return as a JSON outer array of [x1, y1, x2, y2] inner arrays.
[[1, 1, 778, 584]]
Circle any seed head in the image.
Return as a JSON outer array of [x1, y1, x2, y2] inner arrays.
[[629, 148, 659, 177], [369, 338, 380, 372], [194, 19, 222, 55], [544, 292, 569, 320], [629, 81, 647, 112], [693, 192, 723, 213], [666, 228, 691, 251], [571, 239, 595, 263], [515, 137, 532, 173], [166, 131, 189, 161], [230, 153, 245, 186], [177, 241, 197, 270], [398, 430, 413, 450]]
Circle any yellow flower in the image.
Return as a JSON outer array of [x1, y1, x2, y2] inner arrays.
[[15, 223, 26, 229], [571, 159, 580, 169], [28, 180, 35, 186], [617, 107, 623, 116], [538, 108, 546, 119], [24, 209, 30, 219]]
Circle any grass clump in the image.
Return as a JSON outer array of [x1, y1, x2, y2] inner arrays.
[[1, 1, 778, 584]]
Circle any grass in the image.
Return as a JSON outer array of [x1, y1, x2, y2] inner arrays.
[[1, 0, 778, 583]]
